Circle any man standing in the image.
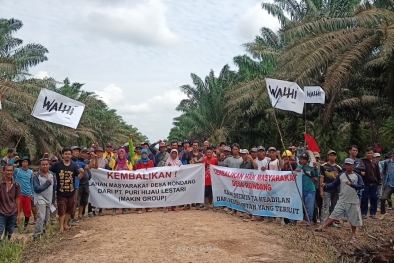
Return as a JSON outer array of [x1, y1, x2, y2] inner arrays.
[[379, 149, 394, 220], [103, 143, 114, 160], [296, 153, 319, 227], [150, 140, 169, 167], [0, 165, 21, 240], [261, 147, 283, 171], [255, 146, 269, 170], [297, 143, 305, 159], [142, 142, 156, 164], [179, 140, 191, 165], [50, 148, 84, 232], [361, 147, 381, 219], [13, 156, 34, 229], [250, 148, 258, 161], [348, 145, 366, 176], [1, 148, 14, 171], [201, 147, 218, 211], [33, 159, 56, 240], [318, 158, 364, 242], [239, 149, 258, 170], [320, 150, 342, 227]]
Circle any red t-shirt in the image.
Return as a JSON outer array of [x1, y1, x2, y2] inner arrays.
[[202, 157, 218, 186]]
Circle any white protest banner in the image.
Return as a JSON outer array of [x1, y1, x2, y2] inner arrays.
[[304, 86, 325, 104], [89, 164, 205, 208], [265, 78, 305, 114], [31, 89, 85, 129], [210, 166, 303, 220]]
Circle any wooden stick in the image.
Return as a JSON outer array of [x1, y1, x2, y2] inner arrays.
[[272, 106, 317, 240], [14, 135, 23, 151]]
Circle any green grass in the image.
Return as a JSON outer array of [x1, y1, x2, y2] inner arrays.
[[0, 239, 24, 263], [0, 217, 60, 263]]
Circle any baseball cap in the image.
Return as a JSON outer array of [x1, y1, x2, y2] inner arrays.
[[344, 158, 355, 165], [313, 152, 320, 158], [178, 142, 182, 146], [268, 147, 276, 151], [251, 148, 257, 152], [373, 153, 381, 157], [327, 150, 337, 155], [282, 150, 292, 157], [224, 146, 231, 152], [105, 143, 113, 148], [257, 146, 265, 151], [71, 146, 81, 151], [123, 142, 129, 147], [13, 151, 18, 156], [135, 144, 142, 149], [50, 156, 58, 162], [81, 147, 88, 152], [159, 142, 166, 147], [7, 148, 14, 153], [300, 153, 309, 160], [94, 147, 104, 152], [240, 149, 249, 154]]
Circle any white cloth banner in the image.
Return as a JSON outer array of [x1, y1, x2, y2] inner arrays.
[[210, 166, 303, 220], [304, 86, 325, 104], [31, 89, 85, 129], [89, 164, 205, 208], [265, 78, 305, 114]]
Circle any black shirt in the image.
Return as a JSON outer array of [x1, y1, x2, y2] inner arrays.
[[50, 161, 79, 197]]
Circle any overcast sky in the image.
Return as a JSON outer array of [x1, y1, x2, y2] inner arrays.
[[3, 0, 279, 142]]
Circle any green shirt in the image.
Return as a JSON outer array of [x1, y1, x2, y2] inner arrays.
[[297, 165, 319, 192]]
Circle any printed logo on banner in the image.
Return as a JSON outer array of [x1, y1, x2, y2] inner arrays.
[[265, 78, 305, 114], [210, 165, 303, 220], [31, 89, 85, 129], [89, 165, 205, 208], [304, 86, 325, 104]]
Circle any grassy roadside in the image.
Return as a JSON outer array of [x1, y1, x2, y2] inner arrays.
[[0, 219, 59, 263]]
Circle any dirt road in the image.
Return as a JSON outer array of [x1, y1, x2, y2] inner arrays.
[[23, 209, 303, 263]]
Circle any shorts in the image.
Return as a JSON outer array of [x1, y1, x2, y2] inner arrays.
[[57, 194, 75, 216], [204, 185, 212, 198], [19, 195, 32, 217], [78, 184, 89, 207], [329, 202, 362, 227]]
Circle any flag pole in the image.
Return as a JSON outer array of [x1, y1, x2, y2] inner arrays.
[[272, 96, 316, 239], [304, 104, 307, 146]]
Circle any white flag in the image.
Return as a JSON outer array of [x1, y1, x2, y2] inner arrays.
[[31, 89, 85, 129], [265, 78, 305, 114], [304, 86, 325, 104]]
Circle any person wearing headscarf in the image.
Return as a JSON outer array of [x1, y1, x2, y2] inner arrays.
[[135, 149, 154, 170], [134, 149, 154, 213], [109, 148, 133, 216], [164, 149, 182, 213], [165, 149, 182, 167], [109, 148, 133, 171]]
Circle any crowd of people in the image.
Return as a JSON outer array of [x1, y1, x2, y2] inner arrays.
[[0, 134, 393, 244]]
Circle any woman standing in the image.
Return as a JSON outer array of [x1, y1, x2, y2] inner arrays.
[[165, 149, 182, 212], [134, 149, 154, 213], [109, 148, 133, 215]]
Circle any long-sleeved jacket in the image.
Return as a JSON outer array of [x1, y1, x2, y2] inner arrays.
[[33, 171, 56, 205], [361, 158, 381, 185]]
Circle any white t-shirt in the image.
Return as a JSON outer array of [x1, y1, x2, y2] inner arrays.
[[255, 157, 271, 171], [261, 158, 281, 171]]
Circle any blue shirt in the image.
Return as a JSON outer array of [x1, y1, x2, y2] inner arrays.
[[180, 150, 188, 165], [13, 168, 34, 196], [71, 159, 86, 189], [386, 160, 394, 188]]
